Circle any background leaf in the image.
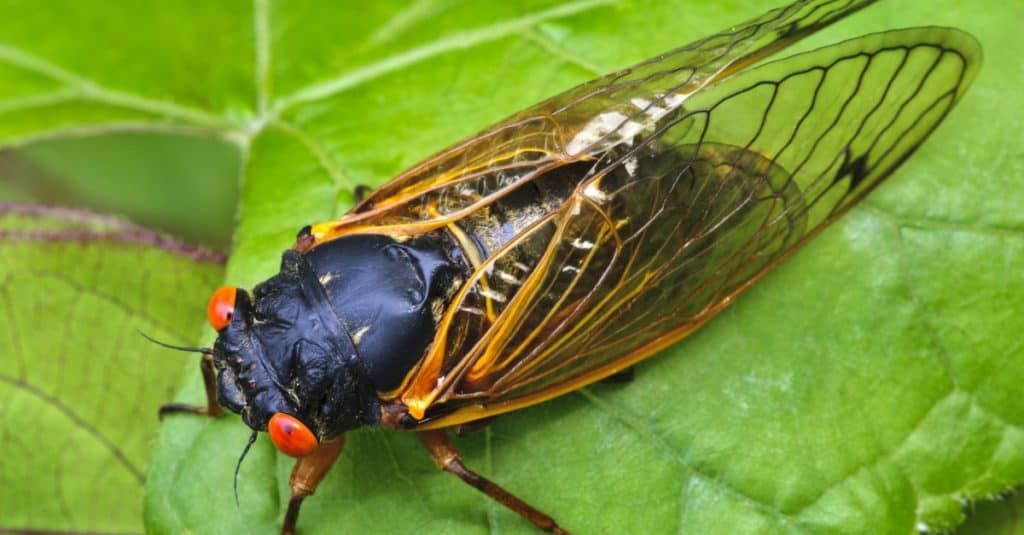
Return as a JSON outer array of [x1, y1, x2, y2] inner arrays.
[[0, 204, 223, 532], [1, 133, 240, 250], [0, 1, 1019, 534]]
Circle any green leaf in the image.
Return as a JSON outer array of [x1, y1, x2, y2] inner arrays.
[[0, 1, 1020, 534], [0, 204, 224, 532]]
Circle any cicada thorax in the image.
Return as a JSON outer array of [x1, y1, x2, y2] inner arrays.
[[296, 231, 468, 391]]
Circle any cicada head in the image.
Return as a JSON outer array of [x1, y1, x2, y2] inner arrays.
[[207, 232, 461, 456], [207, 251, 379, 457]]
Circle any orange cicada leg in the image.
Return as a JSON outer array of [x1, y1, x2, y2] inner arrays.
[[282, 436, 345, 535], [418, 430, 568, 534]]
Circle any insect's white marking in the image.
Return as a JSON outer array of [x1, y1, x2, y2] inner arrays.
[[479, 288, 508, 303], [496, 270, 521, 285], [318, 272, 335, 285], [566, 92, 693, 157], [459, 306, 485, 316], [665, 91, 688, 108], [351, 325, 370, 345], [495, 170, 520, 188], [618, 119, 647, 140], [631, 97, 651, 108], [630, 97, 671, 121], [566, 111, 647, 155], [562, 265, 581, 274], [514, 261, 531, 272], [583, 180, 610, 203], [624, 156, 638, 176], [567, 111, 626, 154], [570, 238, 594, 250]]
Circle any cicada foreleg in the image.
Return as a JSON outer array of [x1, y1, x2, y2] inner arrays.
[[158, 352, 224, 419], [282, 436, 345, 535], [418, 430, 569, 534]]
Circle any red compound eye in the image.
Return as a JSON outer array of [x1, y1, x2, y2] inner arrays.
[[206, 286, 236, 331], [268, 413, 318, 458]]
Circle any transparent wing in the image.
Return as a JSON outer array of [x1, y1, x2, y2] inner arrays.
[[403, 26, 980, 425], [310, 0, 878, 241]]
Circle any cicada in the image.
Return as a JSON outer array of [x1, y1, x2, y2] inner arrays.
[[159, 0, 980, 533]]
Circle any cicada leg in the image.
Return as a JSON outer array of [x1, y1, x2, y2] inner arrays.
[[418, 430, 569, 534], [282, 436, 345, 535], [158, 353, 223, 419], [353, 184, 372, 203]]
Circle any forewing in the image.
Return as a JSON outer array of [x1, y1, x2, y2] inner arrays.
[[409, 27, 980, 426], [315, 0, 878, 240]]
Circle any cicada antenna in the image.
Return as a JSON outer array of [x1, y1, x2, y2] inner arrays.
[[137, 329, 212, 354], [235, 430, 259, 507]]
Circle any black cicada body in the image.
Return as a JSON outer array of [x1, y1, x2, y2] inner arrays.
[[211, 234, 462, 440]]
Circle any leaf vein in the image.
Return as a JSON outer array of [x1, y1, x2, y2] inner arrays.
[[522, 27, 604, 76], [275, 0, 614, 111], [0, 44, 239, 130], [576, 388, 799, 526], [0, 88, 78, 115], [0, 122, 243, 152], [864, 203, 1024, 238], [792, 205, 1024, 520], [254, 0, 272, 115], [270, 120, 354, 191], [366, 0, 445, 46], [0, 372, 144, 484]]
